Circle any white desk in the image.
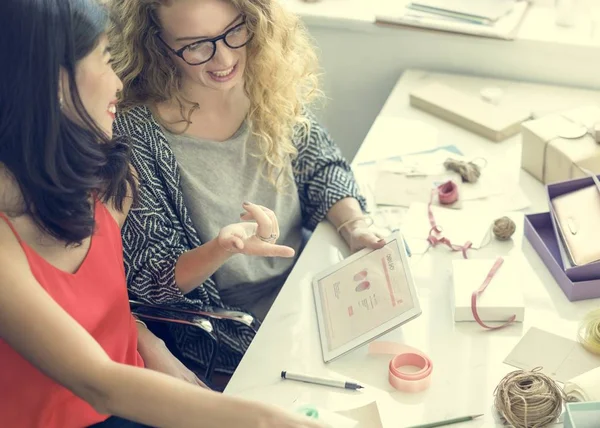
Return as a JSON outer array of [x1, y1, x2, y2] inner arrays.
[[225, 70, 600, 427]]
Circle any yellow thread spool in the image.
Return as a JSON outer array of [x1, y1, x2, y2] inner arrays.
[[577, 308, 600, 355]]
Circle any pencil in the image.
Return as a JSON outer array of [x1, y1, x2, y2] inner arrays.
[[405, 414, 483, 428]]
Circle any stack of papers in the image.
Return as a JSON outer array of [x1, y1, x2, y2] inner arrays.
[[371, 147, 530, 211], [375, 0, 530, 40]]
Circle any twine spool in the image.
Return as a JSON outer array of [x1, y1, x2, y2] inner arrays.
[[494, 368, 565, 428], [577, 308, 600, 355], [493, 216, 516, 241], [444, 158, 483, 183]]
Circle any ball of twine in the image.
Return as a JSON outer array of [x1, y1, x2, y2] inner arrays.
[[494, 368, 565, 428], [577, 308, 600, 355], [493, 216, 516, 241], [444, 158, 482, 183]]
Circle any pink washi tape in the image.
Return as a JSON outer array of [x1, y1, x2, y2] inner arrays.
[[368, 342, 433, 393]]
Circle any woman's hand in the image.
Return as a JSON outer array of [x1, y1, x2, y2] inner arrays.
[[341, 220, 385, 253], [217, 202, 295, 258], [241, 402, 327, 428], [136, 324, 208, 389]]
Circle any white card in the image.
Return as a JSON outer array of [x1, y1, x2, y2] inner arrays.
[[504, 327, 600, 383]]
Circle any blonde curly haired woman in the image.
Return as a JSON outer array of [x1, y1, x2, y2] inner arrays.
[[108, 0, 383, 377]]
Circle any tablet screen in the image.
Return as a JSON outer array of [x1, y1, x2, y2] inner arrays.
[[316, 238, 416, 351]]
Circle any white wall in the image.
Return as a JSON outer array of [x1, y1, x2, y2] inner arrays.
[[305, 22, 600, 161]]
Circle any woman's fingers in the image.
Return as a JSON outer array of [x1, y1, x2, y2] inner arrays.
[[255, 205, 279, 239], [241, 202, 273, 241], [256, 244, 295, 258]]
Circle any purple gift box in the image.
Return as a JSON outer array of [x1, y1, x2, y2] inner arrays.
[[546, 175, 600, 282], [524, 212, 600, 301]]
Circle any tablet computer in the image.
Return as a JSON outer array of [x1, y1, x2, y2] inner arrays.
[[312, 231, 421, 363]]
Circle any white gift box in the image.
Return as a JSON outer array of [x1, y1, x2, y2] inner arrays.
[[452, 257, 525, 323]]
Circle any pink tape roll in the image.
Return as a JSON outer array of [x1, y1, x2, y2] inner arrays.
[[369, 342, 433, 393]]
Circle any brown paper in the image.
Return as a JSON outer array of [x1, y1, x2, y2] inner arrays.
[[521, 106, 600, 184]]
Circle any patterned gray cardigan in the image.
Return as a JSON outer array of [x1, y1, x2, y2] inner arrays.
[[114, 105, 366, 373]]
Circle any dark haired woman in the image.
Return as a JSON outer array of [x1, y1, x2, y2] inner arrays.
[[0, 1, 321, 427]]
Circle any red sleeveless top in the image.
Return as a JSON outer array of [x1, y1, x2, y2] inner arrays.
[[0, 201, 144, 428]]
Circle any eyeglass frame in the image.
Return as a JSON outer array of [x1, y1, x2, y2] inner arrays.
[[156, 19, 252, 66]]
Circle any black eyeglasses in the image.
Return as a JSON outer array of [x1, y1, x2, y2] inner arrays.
[[157, 20, 252, 66]]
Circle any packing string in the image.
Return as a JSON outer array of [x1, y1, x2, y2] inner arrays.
[[494, 368, 565, 428]]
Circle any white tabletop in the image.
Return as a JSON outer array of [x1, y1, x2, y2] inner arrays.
[[225, 70, 600, 427]]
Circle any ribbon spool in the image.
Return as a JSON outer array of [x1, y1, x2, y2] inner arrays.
[[368, 342, 433, 393], [437, 180, 458, 205], [494, 368, 565, 428], [577, 308, 600, 355]]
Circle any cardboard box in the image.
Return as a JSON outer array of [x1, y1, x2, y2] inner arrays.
[[546, 175, 600, 281], [524, 212, 600, 301], [452, 258, 525, 323], [409, 82, 531, 142], [521, 105, 600, 184], [565, 402, 600, 428]]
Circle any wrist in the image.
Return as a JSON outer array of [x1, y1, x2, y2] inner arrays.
[[209, 238, 235, 260]]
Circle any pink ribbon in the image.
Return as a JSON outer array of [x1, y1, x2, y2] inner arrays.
[[470, 257, 516, 330], [369, 342, 433, 393], [427, 184, 472, 259]]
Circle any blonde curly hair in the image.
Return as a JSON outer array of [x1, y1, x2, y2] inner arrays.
[[108, 0, 322, 185]]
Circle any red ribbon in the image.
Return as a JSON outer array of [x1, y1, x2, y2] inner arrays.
[[470, 257, 516, 330], [427, 182, 472, 259]]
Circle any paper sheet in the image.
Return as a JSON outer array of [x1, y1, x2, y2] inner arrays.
[[564, 366, 600, 402], [400, 202, 492, 249], [503, 327, 600, 383], [336, 401, 384, 428]]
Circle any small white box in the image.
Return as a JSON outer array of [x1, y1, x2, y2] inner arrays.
[[452, 258, 525, 323]]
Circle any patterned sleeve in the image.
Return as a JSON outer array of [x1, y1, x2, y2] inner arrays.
[[292, 112, 367, 230], [121, 181, 191, 306]]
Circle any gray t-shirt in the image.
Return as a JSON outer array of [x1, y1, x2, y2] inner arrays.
[[164, 121, 303, 320]]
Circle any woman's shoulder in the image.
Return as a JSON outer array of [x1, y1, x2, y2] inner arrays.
[[114, 105, 162, 138]]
